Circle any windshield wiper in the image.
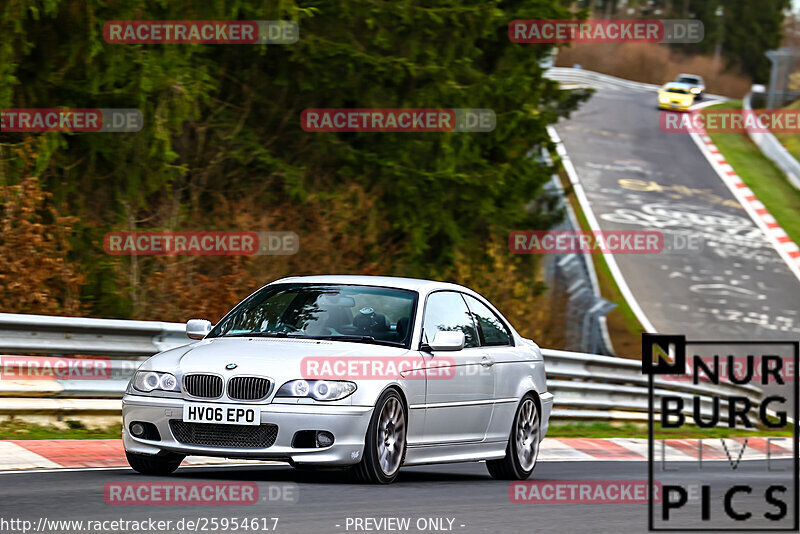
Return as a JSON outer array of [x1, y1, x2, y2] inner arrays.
[[218, 332, 403, 347], [307, 335, 404, 347], [222, 331, 305, 338]]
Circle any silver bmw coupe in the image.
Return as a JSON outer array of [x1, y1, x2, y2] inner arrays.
[[122, 275, 553, 483]]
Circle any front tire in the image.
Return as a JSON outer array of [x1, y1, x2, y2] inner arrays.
[[126, 451, 184, 476], [486, 393, 540, 480], [353, 389, 407, 484]]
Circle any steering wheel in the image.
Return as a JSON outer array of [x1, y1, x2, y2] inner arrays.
[[270, 322, 302, 334], [337, 325, 361, 335]]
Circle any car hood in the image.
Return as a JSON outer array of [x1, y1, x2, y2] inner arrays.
[[144, 337, 413, 383]]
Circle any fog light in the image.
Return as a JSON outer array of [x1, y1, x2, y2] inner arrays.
[[316, 431, 334, 447], [128, 421, 160, 441]]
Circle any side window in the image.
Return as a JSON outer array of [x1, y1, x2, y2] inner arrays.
[[464, 295, 511, 347], [422, 292, 479, 348]]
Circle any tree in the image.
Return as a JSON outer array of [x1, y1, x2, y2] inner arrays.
[[0, 0, 588, 338], [672, 0, 789, 82]]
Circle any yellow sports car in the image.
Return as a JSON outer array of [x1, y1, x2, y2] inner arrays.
[[657, 82, 695, 111]]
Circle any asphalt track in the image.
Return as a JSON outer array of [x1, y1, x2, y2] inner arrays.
[[555, 87, 800, 340], [0, 459, 796, 534]]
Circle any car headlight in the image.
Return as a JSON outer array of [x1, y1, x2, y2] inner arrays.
[[659, 96, 670, 104], [276, 380, 356, 401], [131, 371, 180, 393], [690, 88, 701, 94]]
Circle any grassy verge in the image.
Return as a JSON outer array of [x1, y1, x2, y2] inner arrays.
[[0, 419, 121, 440], [556, 167, 646, 359], [548, 421, 795, 439], [705, 101, 800, 246]]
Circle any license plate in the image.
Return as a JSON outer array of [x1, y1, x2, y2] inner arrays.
[[183, 403, 260, 426]]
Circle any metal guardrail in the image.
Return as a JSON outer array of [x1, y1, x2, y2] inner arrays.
[[544, 349, 762, 423], [0, 313, 764, 424], [540, 150, 615, 356], [743, 92, 800, 190], [0, 312, 189, 357], [545, 67, 662, 92], [544, 67, 727, 101]]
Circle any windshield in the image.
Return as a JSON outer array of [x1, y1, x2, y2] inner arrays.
[[208, 284, 417, 347], [677, 77, 700, 84], [665, 87, 689, 94]]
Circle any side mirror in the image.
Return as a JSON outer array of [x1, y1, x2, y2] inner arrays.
[[186, 319, 212, 340], [423, 331, 465, 352]]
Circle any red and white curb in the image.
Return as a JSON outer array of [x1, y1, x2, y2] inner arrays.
[[689, 127, 800, 283], [0, 438, 794, 471]]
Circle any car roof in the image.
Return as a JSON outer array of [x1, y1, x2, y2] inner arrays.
[[663, 82, 693, 90], [676, 74, 703, 81], [269, 274, 474, 294]]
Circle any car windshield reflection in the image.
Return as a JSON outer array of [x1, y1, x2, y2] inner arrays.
[[208, 284, 417, 348]]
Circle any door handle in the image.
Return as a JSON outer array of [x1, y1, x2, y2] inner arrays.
[[480, 356, 494, 367]]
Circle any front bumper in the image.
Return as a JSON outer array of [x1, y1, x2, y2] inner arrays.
[[658, 100, 692, 111], [122, 394, 373, 466]]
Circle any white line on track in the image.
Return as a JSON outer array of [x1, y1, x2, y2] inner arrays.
[[547, 125, 658, 334]]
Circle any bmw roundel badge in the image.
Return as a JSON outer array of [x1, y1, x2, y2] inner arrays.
[[225, 363, 238, 370]]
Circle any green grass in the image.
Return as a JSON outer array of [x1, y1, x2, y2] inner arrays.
[[548, 421, 795, 439], [0, 419, 121, 440], [705, 101, 800, 247]]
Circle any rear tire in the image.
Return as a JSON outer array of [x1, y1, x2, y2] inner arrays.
[[352, 389, 407, 484], [126, 451, 184, 475], [486, 393, 540, 480]]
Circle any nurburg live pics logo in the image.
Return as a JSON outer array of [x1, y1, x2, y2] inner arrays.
[[642, 334, 799, 532]]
